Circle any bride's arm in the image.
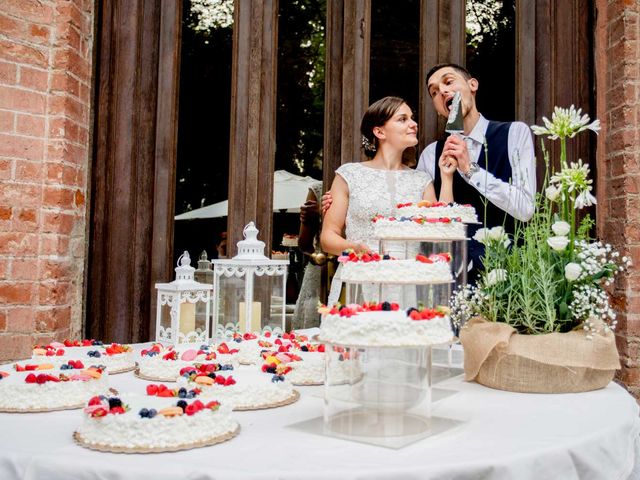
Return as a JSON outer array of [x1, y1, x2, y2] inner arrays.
[[320, 175, 367, 256], [422, 181, 437, 202], [437, 158, 458, 203]]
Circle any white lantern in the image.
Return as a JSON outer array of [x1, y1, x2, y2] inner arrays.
[[155, 251, 213, 344], [212, 222, 288, 339]]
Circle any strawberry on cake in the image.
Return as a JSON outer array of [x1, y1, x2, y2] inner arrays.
[[74, 393, 239, 452], [32, 340, 135, 374], [319, 302, 453, 347], [0, 366, 109, 412]]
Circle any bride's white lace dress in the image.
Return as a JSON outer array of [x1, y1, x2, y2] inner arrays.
[[327, 162, 432, 305]]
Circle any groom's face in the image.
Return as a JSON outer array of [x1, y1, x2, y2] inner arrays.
[[426, 67, 478, 120]]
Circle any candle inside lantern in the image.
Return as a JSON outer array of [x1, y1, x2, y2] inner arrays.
[[179, 301, 196, 337], [239, 301, 262, 333]]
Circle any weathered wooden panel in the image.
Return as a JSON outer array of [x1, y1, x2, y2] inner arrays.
[[88, 0, 181, 343], [227, 0, 279, 255]]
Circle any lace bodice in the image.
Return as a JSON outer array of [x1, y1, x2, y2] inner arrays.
[[336, 163, 432, 250]]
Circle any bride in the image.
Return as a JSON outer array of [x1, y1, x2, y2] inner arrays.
[[321, 96, 457, 305]]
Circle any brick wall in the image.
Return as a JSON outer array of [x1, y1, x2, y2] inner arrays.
[[596, 0, 640, 398], [0, 0, 94, 360]]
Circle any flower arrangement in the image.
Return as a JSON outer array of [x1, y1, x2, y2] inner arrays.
[[451, 106, 631, 337]]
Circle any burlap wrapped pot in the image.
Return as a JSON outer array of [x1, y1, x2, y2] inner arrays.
[[459, 317, 621, 393]]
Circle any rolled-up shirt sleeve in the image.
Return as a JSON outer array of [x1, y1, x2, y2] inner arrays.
[[418, 123, 536, 222], [466, 122, 536, 222]]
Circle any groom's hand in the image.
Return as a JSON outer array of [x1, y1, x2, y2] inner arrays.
[[321, 192, 333, 216], [441, 135, 471, 174]]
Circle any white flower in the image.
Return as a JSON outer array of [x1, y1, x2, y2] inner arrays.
[[564, 262, 582, 281], [486, 269, 507, 286], [545, 185, 561, 201], [473, 228, 490, 245], [531, 105, 601, 140], [547, 236, 570, 252], [488, 226, 505, 240], [574, 190, 597, 209], [551, 221, 571, 236]]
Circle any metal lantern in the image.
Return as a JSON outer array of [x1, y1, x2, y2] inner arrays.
[[155, 251, 213, 344], [212, 222, 288, 339]]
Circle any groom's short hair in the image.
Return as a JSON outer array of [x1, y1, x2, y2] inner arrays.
[[425, 63, 472, 85]]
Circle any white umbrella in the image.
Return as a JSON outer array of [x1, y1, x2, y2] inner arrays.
[[175, 170, 321, 220]]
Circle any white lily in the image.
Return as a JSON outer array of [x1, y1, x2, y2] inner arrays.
[[574, 190, 597, 209], [531, 105, 601, 140]]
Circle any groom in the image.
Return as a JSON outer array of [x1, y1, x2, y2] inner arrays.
[[421, 63, 536, 280]]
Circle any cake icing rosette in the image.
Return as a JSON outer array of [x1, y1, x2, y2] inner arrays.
[[32, 340, 135, 374], [319, 302, 454, 347], [0, 365, 110, 412], [74, 393, 239, 452]]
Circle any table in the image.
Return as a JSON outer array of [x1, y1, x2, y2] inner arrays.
[[0, 363, 638, 480]]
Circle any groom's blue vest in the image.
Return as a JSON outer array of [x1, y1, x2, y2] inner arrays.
[[433, 121, 513, 281]]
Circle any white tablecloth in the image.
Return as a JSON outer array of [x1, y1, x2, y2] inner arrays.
[[0, 364, 638, 480]]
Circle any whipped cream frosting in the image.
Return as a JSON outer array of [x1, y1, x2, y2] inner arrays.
[[320, 311, 453, 346], [137, 356, 236, 381], [76, 394, 238, 450], [0, 369, 109, 410], [339, 259, 452, 284], [373, 219, 466, 240], [177, 369, 294, 409], [396, 204, 478, 223], [33, 346, 135, 373]]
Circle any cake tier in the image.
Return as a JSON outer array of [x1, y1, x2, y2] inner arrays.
[[340, 258, 452, 284], [320, 309, 453, 347], [373, 216, 466, 240], [32, 344, 135, 374], [75, 394, 238, 452], [395, 202, 478, 223], [0, 367, 109, 411], [136, 344, 236, 381], [177, 369, 295, 410]]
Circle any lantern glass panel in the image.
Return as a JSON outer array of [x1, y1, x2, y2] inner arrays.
[[253, 273, 285, 332], [216, 275, 246, 334], [160, 302, 172, 334]]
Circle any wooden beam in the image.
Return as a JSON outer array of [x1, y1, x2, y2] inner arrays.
[[419, 0, 466, 150], [228, 0, 279, 255], [323, 0, 371, 188], [88, 0, 181, 343]]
